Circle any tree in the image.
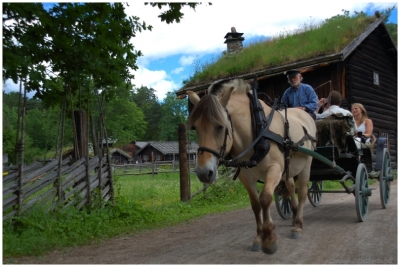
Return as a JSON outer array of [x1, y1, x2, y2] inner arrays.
[[130, 86, 162, 140], [2, 104, 18, 163], [25, 107, 61, 151], [3, 2, 207, 161], [3, 3, 48, 86], [145, 3, 211, 24], [158, 92, 188, 141], [103, 97, 147, 146]]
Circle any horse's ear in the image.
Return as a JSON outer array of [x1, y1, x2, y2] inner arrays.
[[187, 91, 200, 106], [220, 86, 234, 108]]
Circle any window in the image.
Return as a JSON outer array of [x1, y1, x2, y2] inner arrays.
[[373, 72, 379, 85]]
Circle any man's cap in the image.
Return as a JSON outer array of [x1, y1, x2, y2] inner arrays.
[[284, 69, 301, 76]]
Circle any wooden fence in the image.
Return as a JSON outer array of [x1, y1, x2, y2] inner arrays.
[[3, 155, 114, 221], [113, 160, 197, 176]]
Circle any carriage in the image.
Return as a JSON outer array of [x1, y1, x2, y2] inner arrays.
[[187, 77, 394, 254], [274, 115, 393, 222]]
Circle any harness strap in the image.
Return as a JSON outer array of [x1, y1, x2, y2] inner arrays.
[[286, 126, 317, 151], [221, 97, 282, 167]]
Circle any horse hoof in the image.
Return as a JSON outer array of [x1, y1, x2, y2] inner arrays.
[[250, 243, 261, 251], [290, 229, 303, 239], [262, 242, 278, 254]]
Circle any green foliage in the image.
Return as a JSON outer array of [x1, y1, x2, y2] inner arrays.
[[144, 2, 210, 24], [130, 86, 162, 140], [159, 92, 188, 141], [103, 96, 147, 145], [25, 108, 59, 151], [3, 3, 150, 106], [2, 104, 18, 162]]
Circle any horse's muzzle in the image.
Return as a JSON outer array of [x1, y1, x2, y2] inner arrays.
[[195, 166, 217, 184]]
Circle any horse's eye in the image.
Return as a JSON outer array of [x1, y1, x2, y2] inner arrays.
[[217, 125, 224, 132]]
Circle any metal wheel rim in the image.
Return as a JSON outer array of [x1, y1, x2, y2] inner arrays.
[[379, 148, 391, 208], [355, 163, 369, 222], [308, 181, 323, 207], [274, 192, 292, 219]]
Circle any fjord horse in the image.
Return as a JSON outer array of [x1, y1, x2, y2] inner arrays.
[[187, 79, 316, 254]]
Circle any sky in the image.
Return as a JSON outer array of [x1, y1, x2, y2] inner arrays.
[[2, 1, 398, 101]]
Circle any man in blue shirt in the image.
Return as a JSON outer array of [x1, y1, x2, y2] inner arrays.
[[280, 69, 318, 120]]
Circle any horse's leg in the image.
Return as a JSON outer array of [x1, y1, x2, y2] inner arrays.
[[290, 163, 311, 239], [240, 176, 263, 251], [284, 175, 298, 227], [259, 166, 281, 254]]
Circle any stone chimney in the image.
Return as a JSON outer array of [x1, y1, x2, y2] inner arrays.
[[224, 27, 245, 54]]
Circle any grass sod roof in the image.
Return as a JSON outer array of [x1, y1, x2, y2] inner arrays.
[[176, 14, 386, 97]]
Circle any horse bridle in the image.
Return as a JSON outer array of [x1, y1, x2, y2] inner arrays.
[[197, 109, 234, 165]]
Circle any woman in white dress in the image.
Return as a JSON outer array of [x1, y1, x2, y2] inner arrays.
[[351, 103, 374, 148]]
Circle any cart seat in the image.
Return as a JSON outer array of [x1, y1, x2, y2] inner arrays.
[[315, 114, 355, 153]]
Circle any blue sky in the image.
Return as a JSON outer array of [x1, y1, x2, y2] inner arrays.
[[2, 2, 398, 101]]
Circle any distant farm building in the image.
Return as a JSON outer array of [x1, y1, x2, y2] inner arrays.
[[135, 141, 198, 163]]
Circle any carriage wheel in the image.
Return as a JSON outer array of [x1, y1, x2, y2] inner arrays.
[[274, 192, 292, 219], [307, 181, 323, 207], [355, 163, 371, 222], [379, 148, 392, 209]]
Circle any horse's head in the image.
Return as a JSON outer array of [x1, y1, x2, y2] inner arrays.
[[187, 81, 237, 184]]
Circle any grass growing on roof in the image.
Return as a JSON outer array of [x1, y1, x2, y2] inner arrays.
[[185, 12, 376, 86]]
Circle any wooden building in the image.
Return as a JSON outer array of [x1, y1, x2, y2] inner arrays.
[[121, 140, 136, 157], [110, 148, 132, 165], [135, 141, 198, 163], [176, 18, 397, 165]]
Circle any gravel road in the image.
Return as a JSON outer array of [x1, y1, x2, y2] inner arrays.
[[5, 180, 397, 264]]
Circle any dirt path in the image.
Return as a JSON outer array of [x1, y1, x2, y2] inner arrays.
[[5, 180, 397, 264]]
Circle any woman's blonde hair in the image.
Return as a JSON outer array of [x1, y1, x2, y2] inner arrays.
[[351, 103, 368, 123]]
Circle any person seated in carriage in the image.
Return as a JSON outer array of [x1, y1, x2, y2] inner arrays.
[[351, 103, 375, 150], [316, 91, 355, 124], [314, 91, 356, 152], [280, 69, 319, 120]]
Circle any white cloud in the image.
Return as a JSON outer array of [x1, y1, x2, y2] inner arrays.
[[179, 55, 196, 66], [171, 67, 184, 75], [132, 66, 179, 100]]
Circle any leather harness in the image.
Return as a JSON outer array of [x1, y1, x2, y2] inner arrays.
[[197, 77, 317, 180]]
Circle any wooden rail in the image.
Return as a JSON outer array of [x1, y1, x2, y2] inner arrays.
[[3, 155, 114, 221]]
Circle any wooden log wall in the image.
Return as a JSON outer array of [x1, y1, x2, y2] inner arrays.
[[3, 155, 113, 221], [257, 64, 345, 108], [346, 28, 397, 165]]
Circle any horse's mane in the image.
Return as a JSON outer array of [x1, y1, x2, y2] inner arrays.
[[208, 78, 251, 95], [188, 94, 227, 129], [188, 79, 251, 129]]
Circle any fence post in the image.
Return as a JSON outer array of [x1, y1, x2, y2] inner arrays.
[[179, 124, 190, 201], [152, 152, 154, 178]]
